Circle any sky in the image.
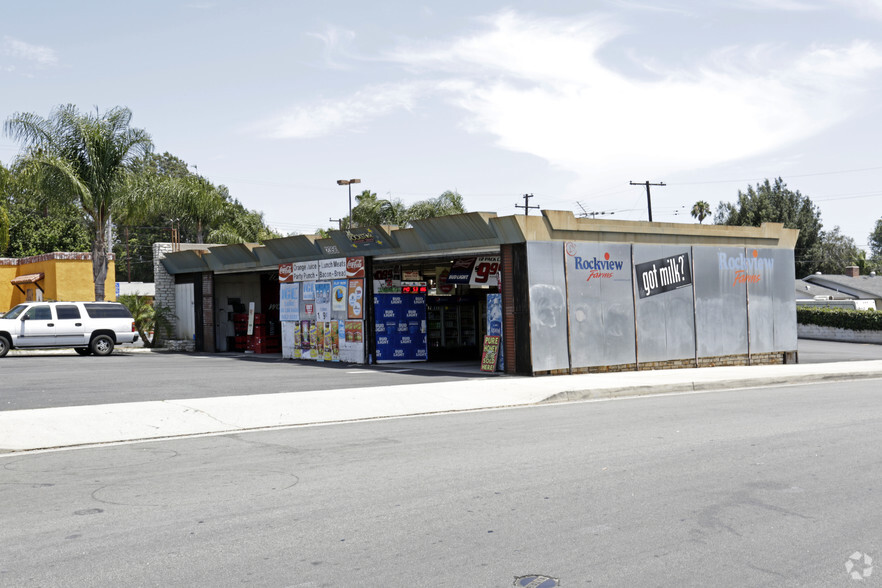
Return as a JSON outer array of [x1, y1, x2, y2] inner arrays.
[[2, 0, 882, 257]]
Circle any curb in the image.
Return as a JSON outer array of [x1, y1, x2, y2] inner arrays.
[[541, 369, 882, 403]]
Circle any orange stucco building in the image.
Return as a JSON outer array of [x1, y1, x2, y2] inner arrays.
[[0, 252, 116, 312]]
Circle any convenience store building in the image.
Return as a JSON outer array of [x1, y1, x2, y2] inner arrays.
[[157, 210, 799, 375]]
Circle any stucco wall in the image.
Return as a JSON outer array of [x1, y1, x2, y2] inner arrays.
[[0, 253, 116, 311]]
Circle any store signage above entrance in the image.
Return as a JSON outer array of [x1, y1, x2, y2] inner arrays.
[[635, 252, 692, 299], [328, 227, 396, 253], [280, 260, 320, 282], [319, 258, 347, 280]]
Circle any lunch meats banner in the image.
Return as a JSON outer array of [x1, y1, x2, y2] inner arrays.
[[373, 292, 428, 363], [279, 257, 366, 363]]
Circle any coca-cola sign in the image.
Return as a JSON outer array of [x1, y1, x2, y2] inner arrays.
[[346, 256, 365, 278], [278, 263, 294, 283]]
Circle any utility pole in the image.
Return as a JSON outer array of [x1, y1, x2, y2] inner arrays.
[[329, 218, 343, 230], [630, 180, 666, 222], [516, 193, 540, 216]]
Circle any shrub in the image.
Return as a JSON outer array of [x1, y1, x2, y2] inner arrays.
[[796, 307, 882, 332]]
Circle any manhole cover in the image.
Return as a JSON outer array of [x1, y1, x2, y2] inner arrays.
[[513, 574, 559, 588]]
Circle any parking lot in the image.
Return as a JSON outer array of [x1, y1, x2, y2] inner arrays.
[[0, 351, 502, 411], [1, 338, 879, 412]]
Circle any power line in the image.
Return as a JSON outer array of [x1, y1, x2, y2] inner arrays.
[[629, 181, 666, 222], [515, 193, 540, 216]]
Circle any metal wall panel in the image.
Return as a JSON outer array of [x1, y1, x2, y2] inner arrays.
[[633, 244, 696, 363], [748, 248, 797, 353], [565, 242, 636, 367], [174, 283, 195, 341], [693, 246, 749, 357], [526, 241, 570, 372]]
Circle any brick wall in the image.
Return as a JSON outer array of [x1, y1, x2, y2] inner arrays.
[[152, 242, 211, 352], [531, 353, 787, 376], [202, 272, 215, 352]]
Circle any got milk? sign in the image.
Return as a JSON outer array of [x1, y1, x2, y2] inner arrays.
[[635, 252, 692, 299]]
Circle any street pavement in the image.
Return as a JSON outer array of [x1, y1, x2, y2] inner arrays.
[[1, 346, 881, 452], [2, 379, 880, 586]]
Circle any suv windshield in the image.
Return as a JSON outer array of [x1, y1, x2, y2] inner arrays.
[[2, 305, 28, 319]]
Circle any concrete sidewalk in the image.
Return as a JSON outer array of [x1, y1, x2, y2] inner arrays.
[[2, 360, 881, 453]]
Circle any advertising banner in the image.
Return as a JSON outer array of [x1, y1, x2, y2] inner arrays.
[[332, 279, 347, 312], [302, 280, 316, 301], [315, 282, 332, 321], [300, 321, 311, 349], [634, 244, 695, 363], [279, 263, 294, 283], [348, 278, 365, 319], [635, 252, 693, 299], [373, 266, 401, 293], [319, 258, 347, 280], [373, 293, 428, 363], [469, 256, 500, 287], [346, 256, 366, 278], [314, 321, 324, 361], [323, 321, 335, 361], [486, 293, 504, 371], [564, 242, 635, 369], [279, 282, 300, 322], [291, 260, 319, 282], [445, 258, 477, 284], [435, 266, 454, 295], [339, 320, 365, 363]]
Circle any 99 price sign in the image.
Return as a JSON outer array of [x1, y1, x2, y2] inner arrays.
[[470, 256, 500, 286]]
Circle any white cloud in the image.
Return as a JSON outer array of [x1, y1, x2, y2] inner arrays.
[[3, 36, 58, 66], [256, 82, 423, 139], [385, 10, 882, 182], [307, 26, 357, 70], [256, 10, 882, 190]]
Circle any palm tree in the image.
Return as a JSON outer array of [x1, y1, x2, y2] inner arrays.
[[4, 105, 152, 300], [691, 200, 711, 224]]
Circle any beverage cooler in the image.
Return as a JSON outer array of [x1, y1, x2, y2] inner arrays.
[[426, 298, 480, 360]]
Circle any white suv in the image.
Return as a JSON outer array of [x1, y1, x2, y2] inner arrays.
[[0, 301, 139, 357]]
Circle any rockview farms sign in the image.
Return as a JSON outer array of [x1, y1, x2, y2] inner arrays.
[[718, 250, 774, 287]]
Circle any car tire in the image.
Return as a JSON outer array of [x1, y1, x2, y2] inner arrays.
[[0, 335, 10, 358], [90, 334, 115, 357], [74, 347, 91, 356]]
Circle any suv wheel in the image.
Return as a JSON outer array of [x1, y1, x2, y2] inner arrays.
[[90, 334, 115, 356], [74, 348, 91, 356], [0, 335, 9, 358]]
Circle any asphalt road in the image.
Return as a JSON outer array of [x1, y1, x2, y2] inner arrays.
[[0, 352, 503, 411], [1, 338, 879, 412], [1, 379, 880, 587]]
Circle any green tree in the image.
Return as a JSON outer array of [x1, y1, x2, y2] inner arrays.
[[403, 190, 466, 224], [1, 159, 91, 257], [870, 218, 882, 258], [690, 200, 711, 224], [715, 178, 822, 277], [0, 161, 10, 254], [805, 226, 862, 275], [4, 105, 152, 300], [349, 190, 405, 227]]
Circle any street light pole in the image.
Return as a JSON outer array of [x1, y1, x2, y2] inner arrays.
[[337, 178, 361, 229]]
